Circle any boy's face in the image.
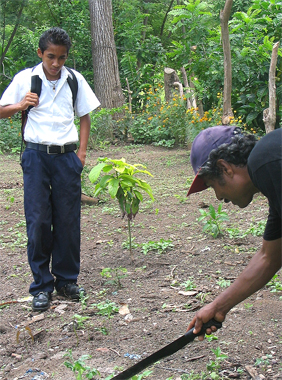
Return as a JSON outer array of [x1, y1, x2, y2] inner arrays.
[[37, 43, 68, 81]]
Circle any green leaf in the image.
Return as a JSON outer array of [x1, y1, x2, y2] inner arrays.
[[209, 205, 216, 219], [102, 165, 114, 173], [125, 202, 131, 215], [132, 197, 140, 215], [108, 178, 120, 198], [99, 175, 112, 188], [133, 189, 143, 202], [94, 184, 103, 197], [89, 163, 106, 183]]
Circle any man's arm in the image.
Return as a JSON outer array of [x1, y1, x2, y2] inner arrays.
[[187, 237, 282, 340], [0, 92, 39, 119], [76, 113, 91, 167]]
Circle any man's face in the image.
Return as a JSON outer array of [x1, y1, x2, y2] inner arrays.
[[37, 43, 68, 81], [203, 165, 256, 208]]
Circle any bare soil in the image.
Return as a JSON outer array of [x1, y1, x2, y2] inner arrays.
[[0, 145, 281, 380]]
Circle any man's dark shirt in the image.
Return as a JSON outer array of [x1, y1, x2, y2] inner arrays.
[[247, 128, 282, 241]]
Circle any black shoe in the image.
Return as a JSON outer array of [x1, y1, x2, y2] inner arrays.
[[57, 283, 86, 301], [32, 291, 51, 312]]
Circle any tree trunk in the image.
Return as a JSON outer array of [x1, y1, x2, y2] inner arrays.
[[220, 0, 233, 125], [180, 67, 192, 109], [263, 41, 280, 134], [160, 0, 175, 38], [88, 0, 125, 109], [0, 0, 26, 68]]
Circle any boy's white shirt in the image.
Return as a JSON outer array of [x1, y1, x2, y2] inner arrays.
[[0, 63, 100, 145]]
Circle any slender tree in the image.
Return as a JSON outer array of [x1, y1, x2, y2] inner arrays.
[[0, 0, 26, 68], [88, 0, 125, 109], [220, 0, 233, 125]]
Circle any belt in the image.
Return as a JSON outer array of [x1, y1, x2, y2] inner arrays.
[[25, 142, 77, 154]]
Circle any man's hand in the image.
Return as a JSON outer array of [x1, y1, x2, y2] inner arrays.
[[187, 302, 226, 341]]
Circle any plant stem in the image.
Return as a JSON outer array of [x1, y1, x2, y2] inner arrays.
[[128, 218, 133, 262]]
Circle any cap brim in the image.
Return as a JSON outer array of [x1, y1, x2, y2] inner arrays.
[[187, 173, 208, 196]]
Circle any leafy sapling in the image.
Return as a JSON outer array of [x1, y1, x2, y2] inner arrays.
[[100, 267, 128, 289], [89, 157, 154, 261], [198, 203, 229, 238]]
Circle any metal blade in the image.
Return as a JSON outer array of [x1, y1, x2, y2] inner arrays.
[[111, 318, 222, 380]]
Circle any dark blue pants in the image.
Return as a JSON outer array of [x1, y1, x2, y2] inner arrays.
[[21, 148, 83, 295]]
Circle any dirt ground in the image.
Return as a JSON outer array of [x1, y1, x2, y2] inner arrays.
[[0, 144, 281, 380]]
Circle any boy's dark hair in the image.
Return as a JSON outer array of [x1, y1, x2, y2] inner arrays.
[[38, 27, 72, 54], [198, 133, 257, 181]]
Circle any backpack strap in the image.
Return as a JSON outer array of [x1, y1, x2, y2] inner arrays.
[[65, 67, 78, 108]]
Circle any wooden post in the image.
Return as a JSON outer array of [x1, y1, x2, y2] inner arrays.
[[164, 67, 182, 102], [263, 41, 280, 134]]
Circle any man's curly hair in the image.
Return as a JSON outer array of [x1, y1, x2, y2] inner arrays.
[[39, 27, 72, 54], [198, 132, 257, 181]]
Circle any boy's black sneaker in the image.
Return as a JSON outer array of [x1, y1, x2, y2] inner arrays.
[[32, 291, 51, 312], [57, 283, 86, 301]]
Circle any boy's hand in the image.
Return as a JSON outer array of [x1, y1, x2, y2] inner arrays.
[[20, 91, 39, 111], [77, 148, 86, 167]]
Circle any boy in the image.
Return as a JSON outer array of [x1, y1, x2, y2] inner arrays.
[[0, 27, 100, 311], [186, 126, 281, 338]]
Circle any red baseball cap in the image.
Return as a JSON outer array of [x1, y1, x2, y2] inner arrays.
[[187, 126, 240, 196]]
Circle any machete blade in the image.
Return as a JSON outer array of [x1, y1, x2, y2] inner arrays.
[[111, 318, 222, 380]]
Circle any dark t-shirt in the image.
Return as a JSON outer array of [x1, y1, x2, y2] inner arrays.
[[247, 128, 282, 241]]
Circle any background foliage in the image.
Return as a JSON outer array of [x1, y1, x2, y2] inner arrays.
[[0, 0, 281, 152]]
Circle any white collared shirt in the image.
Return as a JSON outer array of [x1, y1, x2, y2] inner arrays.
[[0, 63, 100, 145]]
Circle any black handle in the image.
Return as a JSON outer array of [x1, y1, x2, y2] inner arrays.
[[191, 318, 222, 338]]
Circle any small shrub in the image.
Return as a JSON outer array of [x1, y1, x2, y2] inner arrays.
[[198, 204, 229, 238]]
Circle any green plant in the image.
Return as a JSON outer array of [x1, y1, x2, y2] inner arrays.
[[266, 274, 282, 293], [206, 334, 218, 342], [141, 238, 174, 255], [206, 347, 228, 379], [0, 117, 22, 153], [122, 236, 140, 251], [227, 219, 267, 239], [181, 277, 196, 291], [100, 267, 128, 289], [89, 157, 154, 261], [255, 354, 273, 369], [88, 106, 126, 148], [244, 303, 253, 310], [198, 204, 229, 238], [216, 278, 231, 288], [79, 292, 89, 311], [130, 370, 153, 379], [64, 350, 100, 380], [91, 300, 119, 319], [73, 314, 90, 329], [196, 292, 211, 304]]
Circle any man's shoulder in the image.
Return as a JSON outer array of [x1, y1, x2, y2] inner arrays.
[[249, 129, 282, 163]]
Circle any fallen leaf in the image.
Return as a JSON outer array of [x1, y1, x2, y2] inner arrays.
[[119, 304, 130, 315], [96, 347, 110, 352], [178, 290, 198, 296]]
